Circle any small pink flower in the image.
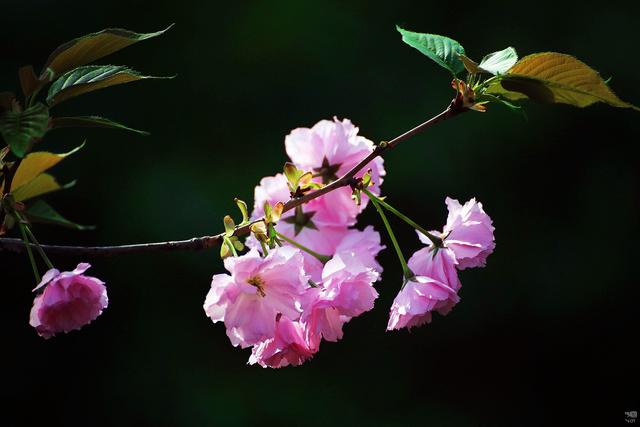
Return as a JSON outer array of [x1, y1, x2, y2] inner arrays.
[[387, 277, 459, 331], [249, 316, 317, 368], [335, 225, 385, 273], [285, 117, 386, 226], [203, 246, 308, 348], [420, 197, 495, 270], [29, 263, 108, 339], [302, 251, 380, 343], [387, 246, 461, 331], [407, 246, 461, 292]]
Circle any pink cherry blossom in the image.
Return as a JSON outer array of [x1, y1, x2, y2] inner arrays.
[[335, 225, 385, 273], [249, 316, 317, 368], [203, 246, 308, 348], [420, 197, 495, 270], [387, 276, 459, 331], [301, 251, 380, 343], [250, 174, 384, 281], [387, 246, 462, 331], [285, 117, 386, 226], [407, 246, 461, 292], [29, 263, 108, 339]]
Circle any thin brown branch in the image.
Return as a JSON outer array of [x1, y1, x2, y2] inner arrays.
[[0, 98, 463, 257]]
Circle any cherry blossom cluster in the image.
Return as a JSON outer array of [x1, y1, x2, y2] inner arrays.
[[203, 118, 386, 367], [24, 119, 494, 363], [202, 118, 495, 368]]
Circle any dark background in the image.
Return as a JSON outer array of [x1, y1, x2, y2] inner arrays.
[[2, 1, 639, 426]]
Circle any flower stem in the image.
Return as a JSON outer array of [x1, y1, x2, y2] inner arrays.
[[22, 223, 55, 270], [368, 194, 413, 280], [18, 221, 40, 283], [275, 231, 331, 264], [363, 188, 442, 247]]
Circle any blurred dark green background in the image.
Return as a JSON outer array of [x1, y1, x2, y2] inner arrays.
[[2, 1, 639, 426]]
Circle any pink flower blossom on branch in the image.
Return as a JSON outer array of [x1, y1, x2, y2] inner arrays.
[[387, 276, 459, 331], [301, 251, 380, 343], [419, 197, 495, 270], [285, 117, 386, 226], [249, 315, 317, 368], [29, 263, 108, 339], [203, 246, 308, 348]]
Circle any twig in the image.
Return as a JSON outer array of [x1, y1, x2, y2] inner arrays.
[[0, 98, 463, 257]]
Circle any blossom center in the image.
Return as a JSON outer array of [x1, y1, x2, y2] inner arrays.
[[313, 157, 342, 184], [247, 275, 266, 297]]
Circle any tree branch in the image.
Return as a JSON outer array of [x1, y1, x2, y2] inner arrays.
[[0, 98, 464, 257]]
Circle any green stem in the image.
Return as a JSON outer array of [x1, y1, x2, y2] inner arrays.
[[18, 221, 40, 283], [368, 194, 413, 280], [259, 240, 269, 257], [224, 237, 238, 257], [275, 231, 331, 264], [363, 188, 442, 247], [22, 223, 55, 270]]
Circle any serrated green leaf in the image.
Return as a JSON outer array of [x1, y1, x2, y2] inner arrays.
[[478, 47, 518, 75], [41, 25, 174, 79], [396, 26, 466, 75], [50, 116, 149, 135], [0, 103, 49, 157], [485, 52, 639, 110], [25, 200, 94, 230], [47, 65, 170, 107]]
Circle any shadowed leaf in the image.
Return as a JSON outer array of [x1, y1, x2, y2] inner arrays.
[[41, 25, 173, 79], [18, 66, 41, 97], [25, 200, 94, 230], [51, 116, 149, 135], [47, 65, 170, 106], [0, 103, 49, 157], [486, 52, 639, 110]]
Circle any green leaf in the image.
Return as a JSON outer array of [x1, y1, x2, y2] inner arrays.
[[234, 198, 249, 224], [41, 25, 174, 79], [46, 65, 171, 107], [0, 103, 49, 157], [485, 52, 639, 110], [478, 47, 518, 75], [50, 116, 149, 135], [25, 200, 94, 230], [223, 215, 235, 237], [396, 26, 466, 75]]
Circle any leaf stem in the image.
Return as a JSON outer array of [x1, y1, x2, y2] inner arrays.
[[275, 231, 331, 263], [362, 188, 443, 247], [368, 194, 413, 280]]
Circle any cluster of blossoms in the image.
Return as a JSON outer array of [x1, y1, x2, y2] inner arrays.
[[24, 119, 494, 366], [203, 118, 386, 367], [202, 118, 495, 368], [388, 197, 495, 330]]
